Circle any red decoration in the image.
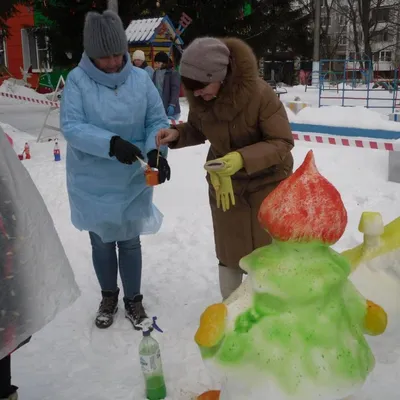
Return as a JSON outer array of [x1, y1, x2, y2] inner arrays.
[[179, 12, 193, 28], [23, 143, 31, 160], [258, 150, 347, 245]]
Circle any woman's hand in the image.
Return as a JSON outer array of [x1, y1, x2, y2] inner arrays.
[[156, 128, 179, 147]]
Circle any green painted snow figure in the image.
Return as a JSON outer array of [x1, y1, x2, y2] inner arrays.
[[195, 151, 388, 400]]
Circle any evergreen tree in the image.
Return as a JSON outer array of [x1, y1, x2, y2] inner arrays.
[[33, 0, 312, 67], [32, 0, 107, 66], [162, 0, 312, 58]]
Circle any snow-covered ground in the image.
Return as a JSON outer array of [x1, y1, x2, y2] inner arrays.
[[0, 82, 400, 399]]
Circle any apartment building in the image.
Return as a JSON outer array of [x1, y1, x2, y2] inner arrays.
[[321, 0, 400, 75]]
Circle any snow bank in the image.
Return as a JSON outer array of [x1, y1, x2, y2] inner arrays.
[[0, 79, 48, 100], [291, 106, 400, 132]]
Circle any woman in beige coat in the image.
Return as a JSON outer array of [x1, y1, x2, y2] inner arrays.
[[156, 37, 294, 299]]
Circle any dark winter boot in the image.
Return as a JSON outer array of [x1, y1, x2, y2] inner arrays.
[[95, 288, 119, 329], [124, 294, 148, 330], [0, 386, 18, 400]]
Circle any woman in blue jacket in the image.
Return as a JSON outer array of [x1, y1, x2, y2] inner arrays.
[[60, 10, 171, 330]]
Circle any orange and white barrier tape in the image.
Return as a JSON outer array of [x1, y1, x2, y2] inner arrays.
[[0, 91, 60, 108], [292, 132, 395, 151], [170, 120, 398, 151], [0, 96, 397, 152]]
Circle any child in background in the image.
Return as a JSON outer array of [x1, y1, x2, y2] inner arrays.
[[153, 51, 181, 121], [131, 50, 154, 79]]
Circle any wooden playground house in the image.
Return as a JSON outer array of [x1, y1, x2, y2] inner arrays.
[[125, 15, 184, 68]]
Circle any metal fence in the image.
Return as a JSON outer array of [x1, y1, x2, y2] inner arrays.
[[318, 59, 399, 113]]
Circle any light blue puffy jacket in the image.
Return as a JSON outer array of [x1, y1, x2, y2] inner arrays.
[[60, 52, 170, 242]]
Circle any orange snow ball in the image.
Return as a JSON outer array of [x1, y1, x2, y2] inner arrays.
[[258, 150, 347, 244]]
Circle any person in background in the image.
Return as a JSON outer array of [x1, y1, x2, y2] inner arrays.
[[156, 37, 294, 300], [131, 49, 154, 79], [153, 51, 181, 121], [60, 10, 171, 330], [0, 128, 80, 400]]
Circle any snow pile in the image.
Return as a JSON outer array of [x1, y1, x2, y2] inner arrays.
[[0, 79, 48, 100], [292, 106, 400, 132]]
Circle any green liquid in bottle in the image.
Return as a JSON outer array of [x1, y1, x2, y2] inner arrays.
[[145, 375, 167, 400], [140, 330, 167, 400]]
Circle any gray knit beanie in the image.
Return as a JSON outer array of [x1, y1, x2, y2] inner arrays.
[[83, 10, 128, 59], [180, 37, 230, 83]]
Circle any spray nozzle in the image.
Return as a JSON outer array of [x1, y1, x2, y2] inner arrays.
[[152, 317, 163, 333], [141, 316, 163, 334]]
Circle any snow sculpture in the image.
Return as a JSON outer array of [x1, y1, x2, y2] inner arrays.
[[195, 150, 388, 400], [0, 129, 80, 360], [345, 213, 400, 364]]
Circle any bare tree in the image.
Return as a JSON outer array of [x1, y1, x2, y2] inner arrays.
[[297, 0, 350, 59], [301, 0, 400, 64], [342, 1, 399, 60]]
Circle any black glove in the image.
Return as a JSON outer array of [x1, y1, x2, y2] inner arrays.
[[109, 136, 144, 164], [147, 150, 171, 184]]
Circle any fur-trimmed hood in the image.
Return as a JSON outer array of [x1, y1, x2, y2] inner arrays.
[[184, 37, 260, 121]]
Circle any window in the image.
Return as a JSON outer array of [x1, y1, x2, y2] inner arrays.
[[372, 7, 390, 23], [373, 30, 391, 42], [338, 14, 347, 26], [322, 16, 332, 27], [0, 34, 7, 67], [379, 51, 392, 62], [382, 31, 390, 42], [21, 28, 52, 72], [338, 35, 347, 45]]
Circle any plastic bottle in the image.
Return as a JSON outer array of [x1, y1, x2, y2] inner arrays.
[[139, 317, 167, 400], [54, 140, 61, 161]]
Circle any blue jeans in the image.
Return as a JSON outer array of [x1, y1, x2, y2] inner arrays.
[[89, 232, 142, 299]]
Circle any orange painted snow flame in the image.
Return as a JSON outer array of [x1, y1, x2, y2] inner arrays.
[[258, 150, 347, 244]]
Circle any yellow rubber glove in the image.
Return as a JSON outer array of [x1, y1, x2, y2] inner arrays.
[[214, 152, 244, 177], [209, 171, 235, 212]]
